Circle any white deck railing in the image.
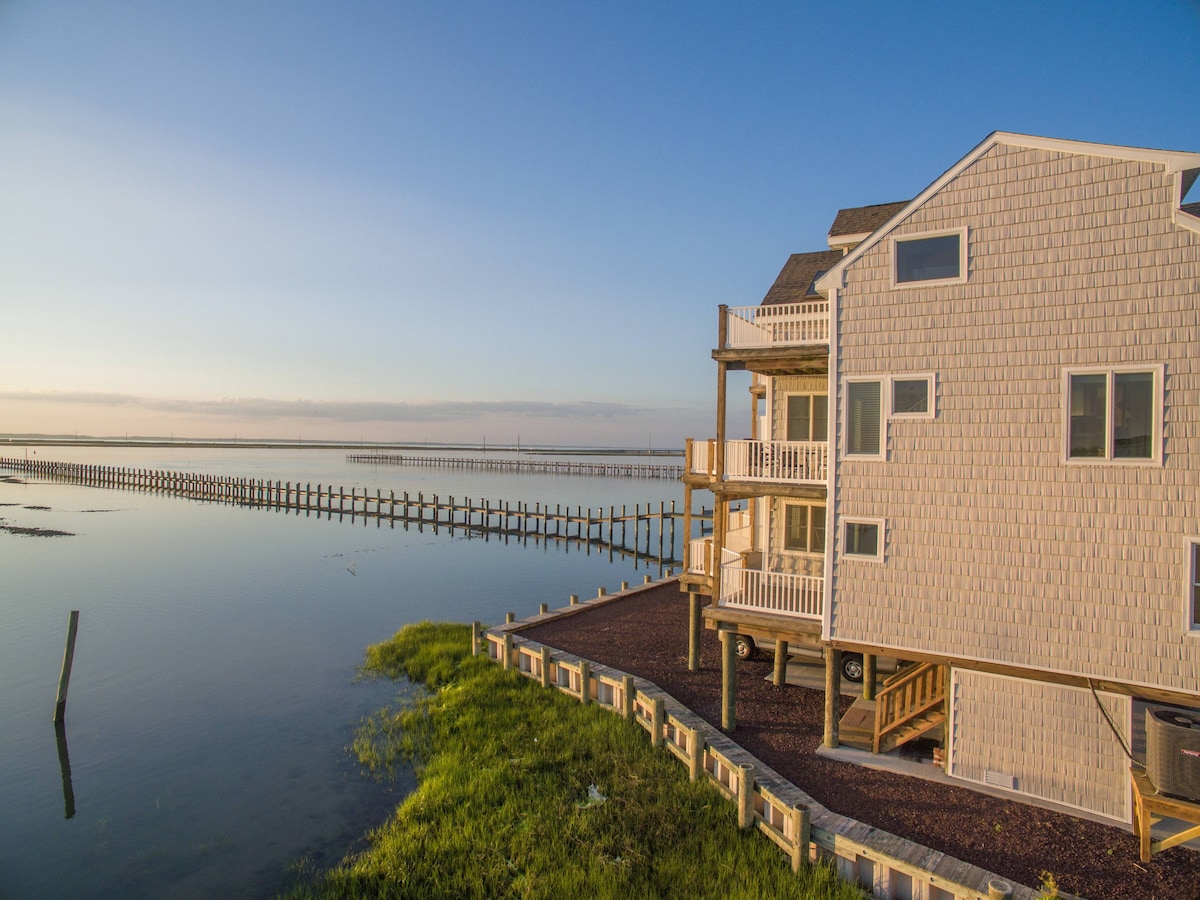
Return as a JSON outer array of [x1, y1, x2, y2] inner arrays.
[[724, 439, 827, 484], [687, 537, 712, 575], [688, 439, 716, 477], [719, 562, 823, 620], [723, 302, 829, 349]]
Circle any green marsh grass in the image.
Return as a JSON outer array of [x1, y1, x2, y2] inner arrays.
[[286, 621, 866, 899]]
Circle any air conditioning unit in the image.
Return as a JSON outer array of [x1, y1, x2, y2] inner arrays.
[[1146, 708, 1200, 802]]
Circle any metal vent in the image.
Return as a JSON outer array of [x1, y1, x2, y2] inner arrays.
[[984, 769, 1016, 790]]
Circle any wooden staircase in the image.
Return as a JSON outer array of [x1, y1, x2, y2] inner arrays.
[[873, 662, 947, 754], [835, 662, 948, 754]]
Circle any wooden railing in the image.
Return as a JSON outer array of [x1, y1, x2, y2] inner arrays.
[[480, 590, 1042, 899], [873, 663, 947, 754], [686, 439, 828, 485], [719, 562, 823, 619], [722, 302, 830, 349]]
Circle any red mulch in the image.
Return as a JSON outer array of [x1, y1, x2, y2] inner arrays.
[[519, 583, 1200, 900]]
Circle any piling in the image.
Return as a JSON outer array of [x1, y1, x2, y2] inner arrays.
[[53, 611, 79, 724]]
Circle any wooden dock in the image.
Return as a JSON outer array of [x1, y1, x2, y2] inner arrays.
[[0, 457, 703, 569], [346, 453, 683, 479]]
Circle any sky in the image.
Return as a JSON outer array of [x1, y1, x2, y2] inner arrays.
[[2, 1, 1199, 448]]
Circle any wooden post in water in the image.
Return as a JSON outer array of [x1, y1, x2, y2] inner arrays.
[[53, 610, 80, 724]]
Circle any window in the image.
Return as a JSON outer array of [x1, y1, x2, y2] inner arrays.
[[893, 229, 967, 286], [784, 504, 826, 553], [1190, 541, 1200, 633], [843, 518, 884, 562], [786, 394, 828, 442], [845, 379, 883, 457], [891, 375, 935, 419], [1065, 366, 1162, 463]]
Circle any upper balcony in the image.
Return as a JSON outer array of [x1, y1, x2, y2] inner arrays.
[[686, 438, 828, 490], [714, 303, 831, 376]]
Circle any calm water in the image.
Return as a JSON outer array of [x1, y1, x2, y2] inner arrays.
[[0, 447, 687, 899]]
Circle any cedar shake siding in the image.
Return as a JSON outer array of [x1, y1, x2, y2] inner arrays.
[[829, 140, 1200, 695], [949, 672, 1132, 821]]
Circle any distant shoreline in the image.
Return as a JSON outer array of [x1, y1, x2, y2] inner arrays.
[[0, 437, 683, 458]]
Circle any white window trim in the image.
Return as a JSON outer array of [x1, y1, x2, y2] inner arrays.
[[843, 376, 886, 460], [842, 516, 885, 563], [889, 373, 937, 420], [1186, 537, 1200, 638], [890, 226, 969, 289], [1062, 364, 1164, 466], [781, 501, 826, 556], [783, 391, 829, 442]]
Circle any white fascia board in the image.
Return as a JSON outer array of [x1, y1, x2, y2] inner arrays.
[[814, 130, 1200, 296]]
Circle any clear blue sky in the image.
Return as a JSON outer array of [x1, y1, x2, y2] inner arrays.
[[2, 1, 1198, 447]]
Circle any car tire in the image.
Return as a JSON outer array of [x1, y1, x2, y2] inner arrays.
[[734, 634, 757, 660], [841, 652, 865, 683]]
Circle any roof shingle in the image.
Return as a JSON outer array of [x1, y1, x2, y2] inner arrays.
[[828, 201, 908, 239], [761, 250, 843, 306]]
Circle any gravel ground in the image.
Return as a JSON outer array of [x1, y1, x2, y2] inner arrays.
[[519, 583, 1200, 900]]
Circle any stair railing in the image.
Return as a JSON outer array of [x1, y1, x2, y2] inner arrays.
[[873, 662, 947, 754]]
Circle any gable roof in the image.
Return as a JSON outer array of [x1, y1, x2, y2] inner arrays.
[[761, 250, 843, 306], [815, 132, 1200, 294], [827, 201, 909, 249]]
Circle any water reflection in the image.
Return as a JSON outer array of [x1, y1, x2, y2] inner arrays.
[[54, 720, 75, 820]]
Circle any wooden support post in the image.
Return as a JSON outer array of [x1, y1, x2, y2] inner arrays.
[[597, 587, 606, 598], [987, 881, 1013, 900], [502, 633, 513, 671], [688, 727, 703, 781], [578, 660, 590, 704], [824, 649, 841, 749], [539, 647, 551, 689], [471, 621, 482, 657], [773, 640, 788, 687], [863, 653, 877, 701], [505, 611, 515, 624], [643, 574, 651, 584], [688, 592, 702, 671], [790, 804, 810, 872], [621, 675, 635, 721], [651, 697, 665, 748], [720, 626, 736, 731], [569, 594, 579, 606], [620, 580, 629, 591], [53, 611, 80, 724], [737, 763, 755, 829], [538, 602, 548, 615]]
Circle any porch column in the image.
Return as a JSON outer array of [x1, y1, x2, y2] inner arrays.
[[720, 624, 737, 731], [688, 592, 702, 671], [862, 653, 877, 701], [823, 648, 841, 748]]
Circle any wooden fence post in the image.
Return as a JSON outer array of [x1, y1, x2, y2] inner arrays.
[[688, 727, 704, 781], [471, 621, 482, 657], [651, 697, 665, 748], [737, 764, 755, 830], [540, 647, 551, 689], [621, 675, 635, 721], [790, 803, 810, 872], [578, 660, 590, 704], [502, 633, 513, 671]]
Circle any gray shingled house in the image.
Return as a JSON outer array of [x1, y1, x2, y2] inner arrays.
[[682, 131, 1200, 825]]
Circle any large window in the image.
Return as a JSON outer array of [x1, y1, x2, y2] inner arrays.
[[786, 394, 828, 442], [784, 503, 826, 553], [845, 379, 883, 457], [843, 518, 884, 562], [893, 228, 967, 286], [1066, 366, 1161, 463]]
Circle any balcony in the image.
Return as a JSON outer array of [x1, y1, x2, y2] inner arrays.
[[721, 302, 829, 350], [719, 556, 823, 620], [687, 439, 828, 486]]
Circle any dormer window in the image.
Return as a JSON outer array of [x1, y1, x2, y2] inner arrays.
[[892, 228, 968, 287]]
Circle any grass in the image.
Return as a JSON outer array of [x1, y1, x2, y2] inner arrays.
[[285, 621, 866, 899]]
